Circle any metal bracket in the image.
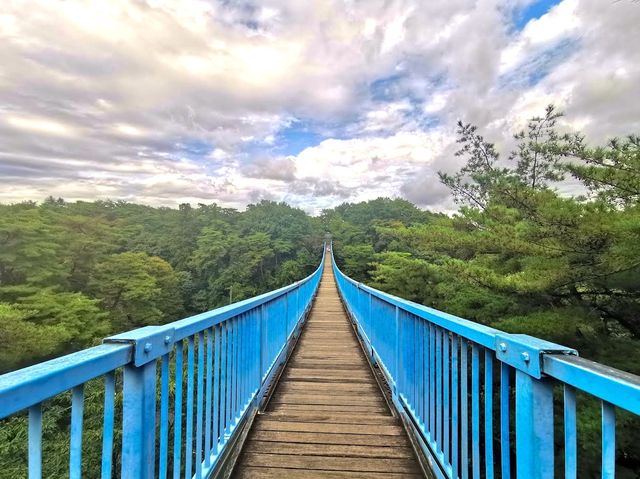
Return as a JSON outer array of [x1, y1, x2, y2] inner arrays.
[[104, 325, 176, 366], [495, 333, 577, 379]]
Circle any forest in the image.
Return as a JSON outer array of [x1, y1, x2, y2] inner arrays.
[[1, 106, 639, 476]]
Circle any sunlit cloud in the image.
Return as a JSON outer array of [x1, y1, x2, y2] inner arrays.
[[6, 116, 75, 136], [115, 124, 144, 136], [0, 0, 638, 211]]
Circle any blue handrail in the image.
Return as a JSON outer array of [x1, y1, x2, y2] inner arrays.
[[331, 244, 640, 479], [0, 245, 325, 479]]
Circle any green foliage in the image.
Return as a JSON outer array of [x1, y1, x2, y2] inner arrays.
[[565, 135, 640, 206], [90, 252, 184, 331], [0, 199, 322, 372], [0, 303, 61, 373], [340, 244, 375, 282]]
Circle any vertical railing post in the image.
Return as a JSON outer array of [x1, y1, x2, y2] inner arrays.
[[259, 304, 265, 383], [104, 326, 175, 479], [121, 362, 157, 479], [285, 291, 289, 339], [514, 371, 555, 478], [495, 334, 577, 479], [394, 305, 400, 401]]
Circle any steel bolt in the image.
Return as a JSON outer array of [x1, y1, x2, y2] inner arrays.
[[164, 335, 171, 345], [521, 352, 530, 363], [499, 342, 507, 352], [144, 342, 152, 353]]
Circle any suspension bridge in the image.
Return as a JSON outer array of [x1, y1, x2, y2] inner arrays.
[[1, 243, 639, 478]]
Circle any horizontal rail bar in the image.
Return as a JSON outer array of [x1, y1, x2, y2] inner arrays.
[[544, 354, 640, 415], [0, 343, 131, 419], [172, 270, 320, 342], [336, 267, 500, 349]]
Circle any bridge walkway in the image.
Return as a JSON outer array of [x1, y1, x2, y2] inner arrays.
[[232, 259, 424, 478]]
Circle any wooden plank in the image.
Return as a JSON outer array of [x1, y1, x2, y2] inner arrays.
[[278, 381, 378, 392], [254, 420, 404, 436], [285, 369, 371, 378], [260, 412, 399, 425], [248, 430, 410, 447], [244, 441, 415, 459], [272, 391, 384, 402], [235, 467, 422, 478], [269, 403, 388, 414], [287, 362, 368, 371], [270, 396, 385, 407], [283, 373, 372, 383], [240, 453, 420, 474]]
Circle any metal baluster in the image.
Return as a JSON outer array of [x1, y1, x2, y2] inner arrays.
[[444, 332, 450, 464], [101, 372, 115, 479], [159, 355, 169, 478], [461, 341, 469, 479], [471, 345, 480, 479], [602, 402, 616, 479], [485, 350, 494, 479], [205, 328, 213, 466], [28, 404, 42, 479], [452, 337, 459, 478], [185, 336, 195, 478], [500, 364, 511, 479], [195, 331, 204, 479], [70, 385, 84, 479], [173, 341, 184, 479]]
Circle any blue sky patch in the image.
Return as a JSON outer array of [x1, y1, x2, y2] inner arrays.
[[274, 120, 327, 155], [499, 37, 578, 89], [173, 139, 214, 161], [370, 74, 406, 102], [513, 0, 562, 30]]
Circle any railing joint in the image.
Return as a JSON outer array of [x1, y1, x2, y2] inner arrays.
[[104, 325, 176, 366], [495, 333, 577, 379]]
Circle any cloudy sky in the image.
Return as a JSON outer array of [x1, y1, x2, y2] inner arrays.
[[0, 0, 638, 213]]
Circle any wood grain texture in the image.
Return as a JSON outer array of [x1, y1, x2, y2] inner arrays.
[[232, 257, 424, 478]]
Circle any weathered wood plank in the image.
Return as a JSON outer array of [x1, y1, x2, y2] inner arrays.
[[277, 381, 378, 392], [260, 412, 398, 425], [269, 395, 386, 407], [269, 403, 388, 414], [248, 430, 410, 447], [240, 453, 420, 473], [243, 441, 415, 458], [254, 420, 404, 436], [235, 467, 422, 478]]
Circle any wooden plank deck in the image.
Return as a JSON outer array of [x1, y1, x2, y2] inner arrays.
[[232, 260, 424, 478]]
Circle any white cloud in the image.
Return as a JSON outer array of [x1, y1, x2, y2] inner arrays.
[[6, 116, 76, 136], [499, 0, 580, 74], [0, 0, 639, 211]]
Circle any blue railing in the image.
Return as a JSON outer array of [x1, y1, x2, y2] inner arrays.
[[0, 247, 325, 478], [331, 245, 640, 479]]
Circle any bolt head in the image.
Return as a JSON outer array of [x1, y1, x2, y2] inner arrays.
[[164, 335, 171, 345], [499, 342, 507, 352], [143, 342, 152, 353], [521, 352, 530, 363]]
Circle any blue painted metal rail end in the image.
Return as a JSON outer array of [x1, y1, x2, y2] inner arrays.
[[0, 245, 325, 479]]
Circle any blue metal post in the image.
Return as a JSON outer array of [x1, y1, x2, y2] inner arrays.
[[28, 404, 42, 479], [515, 370, 555, 478], [394, 306, 400, 401], [121, 361, 157, 478]]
